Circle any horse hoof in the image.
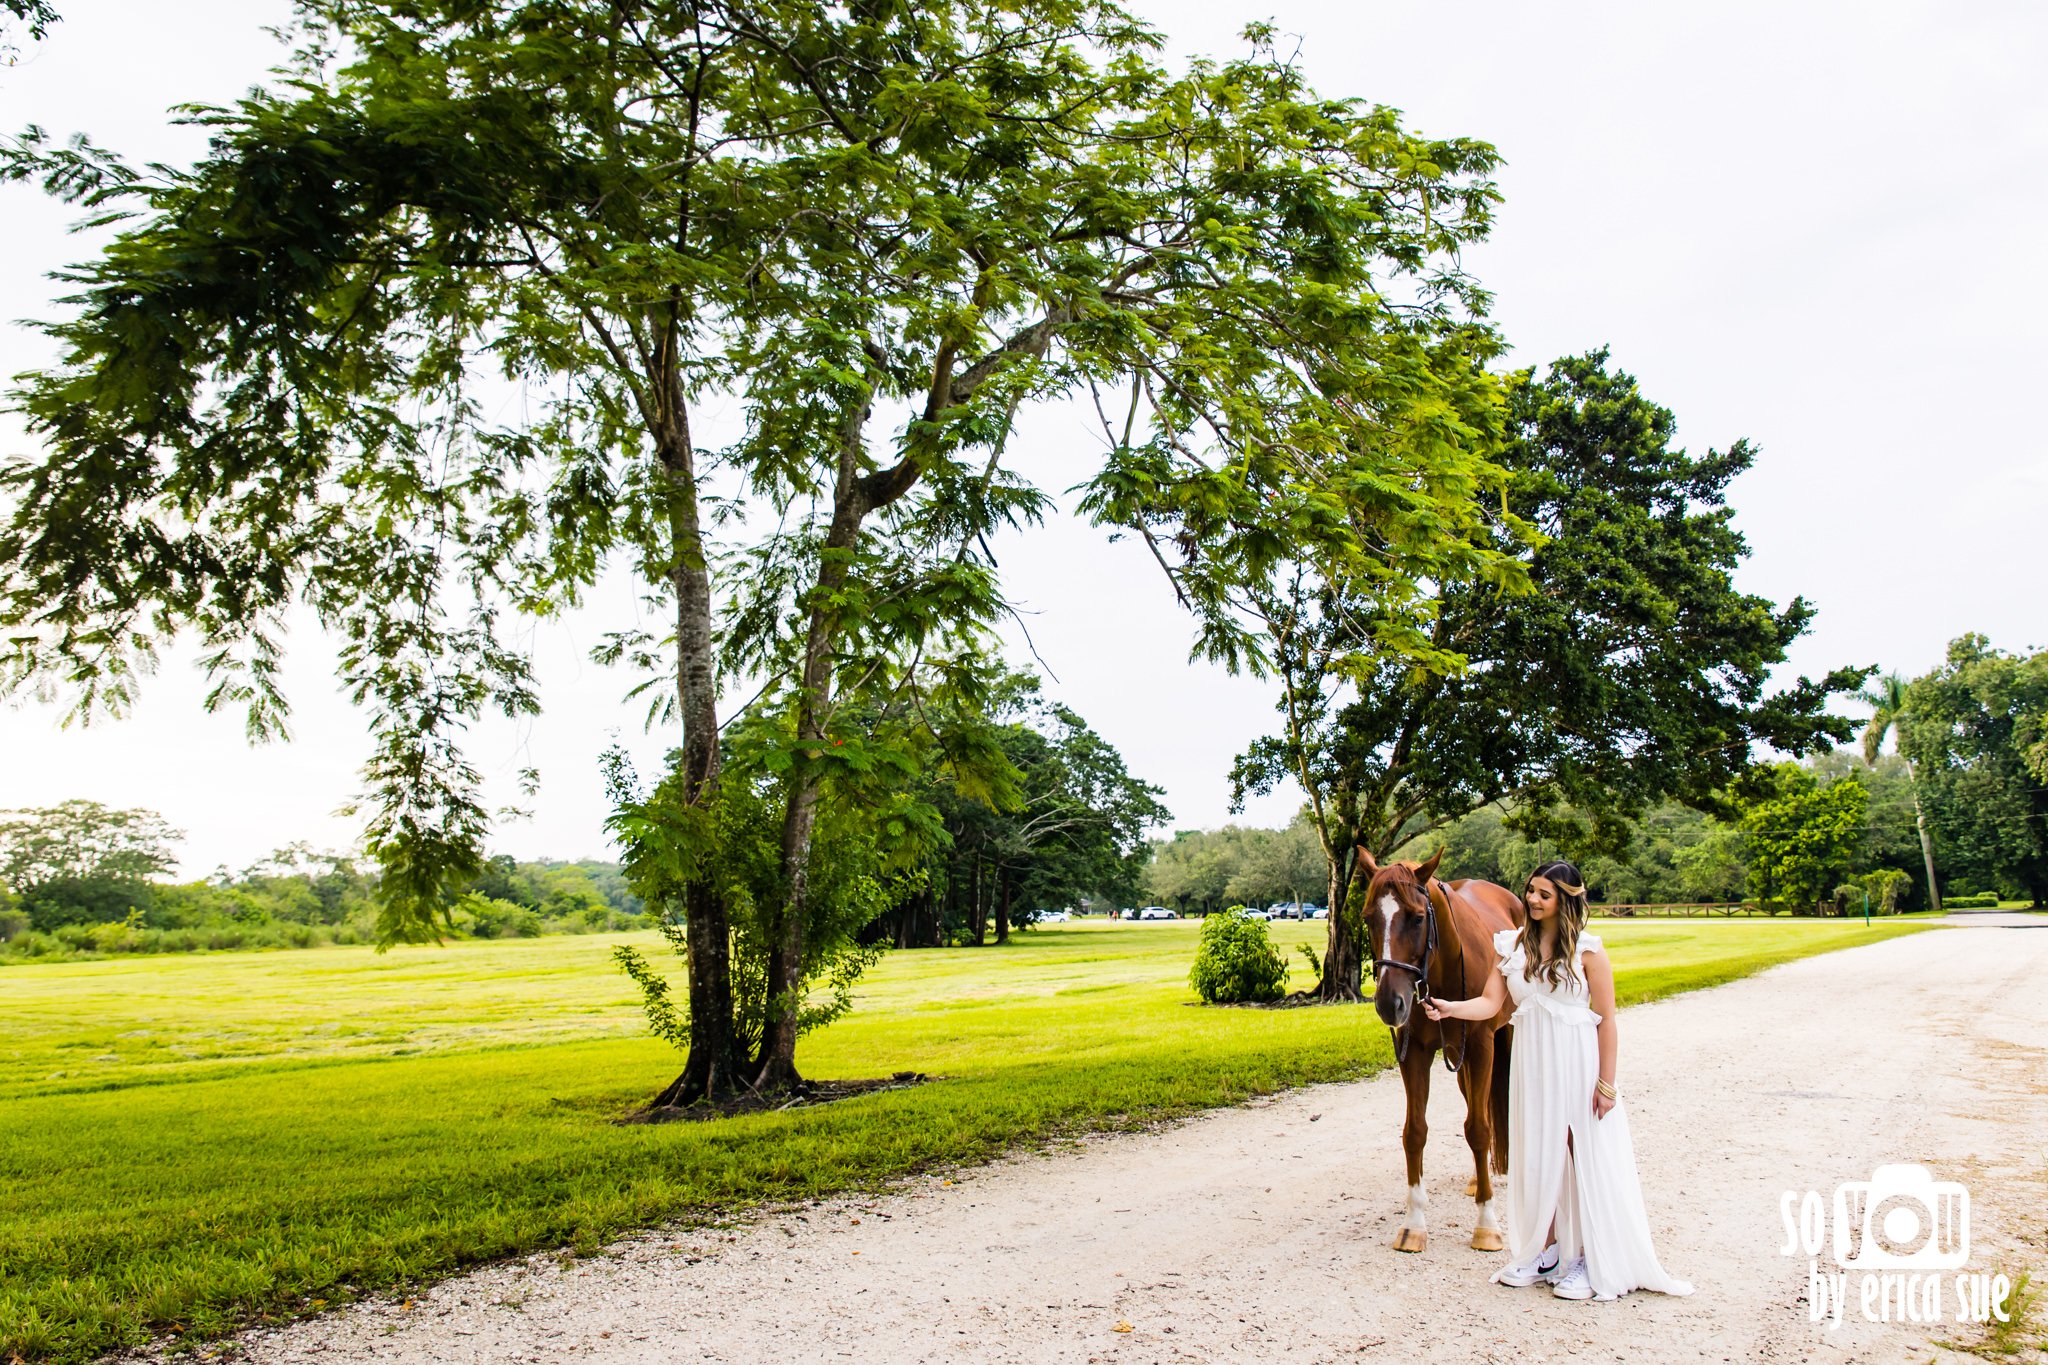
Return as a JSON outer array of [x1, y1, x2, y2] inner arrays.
[[1392, 1227, 1428, 1254], [1464, 1176, 1479, 1196], [1471, 1227, 1505, 1252]]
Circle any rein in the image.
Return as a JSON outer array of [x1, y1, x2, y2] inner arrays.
[[1370, 877, 1470, 1075]]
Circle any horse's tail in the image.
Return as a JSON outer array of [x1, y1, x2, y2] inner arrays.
[[1490, 1021, 1512, 1175]]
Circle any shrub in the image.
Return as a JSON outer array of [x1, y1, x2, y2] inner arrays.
[[1856, 868, 1912, 914], [1943, 892, 1999, 909], [456, 894, 544, 938], [21, 876, 157, 930], [1189, 907, 1290, 1004]]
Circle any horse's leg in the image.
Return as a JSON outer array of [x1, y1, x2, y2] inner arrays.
[[1467, 1022, 1512, 1187], [1392, 1045, 1431, 1253], [1462, 1035, 1505, 1251], [1491, 1022, 1513, 1178]]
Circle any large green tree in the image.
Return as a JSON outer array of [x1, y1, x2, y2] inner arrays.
[[3, 0, 1531, 1095], [1740, 762, 1867, 913], [0, 799, 180, 891], [1232, 350, 1866, 996], [0, 799, 182, 929], [872, 679, 1168, 945], [1898, 636, 2048, 905]]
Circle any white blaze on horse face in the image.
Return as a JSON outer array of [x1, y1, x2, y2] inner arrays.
[[1406, 1181, 1429, 1233], [1377, 894, 1398, 962]]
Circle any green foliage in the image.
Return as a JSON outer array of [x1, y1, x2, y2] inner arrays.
[[0, 801, 181, 931], [1240, 349, 1865, 864], [1188, 907, 1290, 1003], [0, 835, 646, 960], [1, 0, 55, 36], [0, 918, 1934, 1364], [1741, 764, 1868, 913], [1421, 748, 1934, 913], [18, 874, 155, 931], [1145, 810, 1325, 916], [872, 672, 1170, 945], [0, 0, 57, 63], [606, 719, 916, 1067], [1833, 869, 1912, 916], [1857, 868, 1911, 914], [0, 800, 181, 893], [1897, 636, 2048, 905], [0, 0, 1543, 978], [1226, 349, 1864, 991], [453, 893, 543, 939], [1941, 892, 1999, 909]]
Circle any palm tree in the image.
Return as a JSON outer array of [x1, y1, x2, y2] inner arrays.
[[1863, 672, 1942, 913]]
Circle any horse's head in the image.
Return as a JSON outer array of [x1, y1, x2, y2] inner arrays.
[[1358, 848, 1443, 1030]]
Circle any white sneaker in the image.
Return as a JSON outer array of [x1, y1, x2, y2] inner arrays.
[[1551, 1254, 1594, 1299], [1495, 1242, 1561, 1287]]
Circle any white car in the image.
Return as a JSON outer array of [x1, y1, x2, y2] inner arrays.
[[1037, 910, 1072, 923], [1138, 906, 1178, 921], [1237, 906, 1272, 921]]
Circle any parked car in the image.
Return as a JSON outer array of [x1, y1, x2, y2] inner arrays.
[[1237, 905, 1271, 921], [1038, 910, 1072, 923], [1307, 905, 1330, 920], [1138, 906, 1178, 921]]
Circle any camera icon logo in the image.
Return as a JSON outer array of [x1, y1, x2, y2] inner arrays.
[[1833, 1163, 1970, 1270]]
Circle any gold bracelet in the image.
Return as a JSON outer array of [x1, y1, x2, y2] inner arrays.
[[1594, 1077, 1617, 1099]]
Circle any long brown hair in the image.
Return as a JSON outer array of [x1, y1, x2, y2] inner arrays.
[[1517, 859, 1590, 990]]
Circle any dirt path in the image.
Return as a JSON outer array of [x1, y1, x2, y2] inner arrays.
[[194, 920, 2048, 1365]]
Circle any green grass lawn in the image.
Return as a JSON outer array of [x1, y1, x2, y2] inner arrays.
[[0, 914, 1937, 1362]]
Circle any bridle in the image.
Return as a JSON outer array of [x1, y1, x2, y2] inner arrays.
[[1369, 876, 1469, 1074]]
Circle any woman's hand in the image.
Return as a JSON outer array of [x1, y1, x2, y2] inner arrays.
[[1419, 995, 1459, 1022], [1592, 1086, 1616, 1121]]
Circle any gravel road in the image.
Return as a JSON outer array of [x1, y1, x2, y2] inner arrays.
[[145, 915, 2048, 1365]]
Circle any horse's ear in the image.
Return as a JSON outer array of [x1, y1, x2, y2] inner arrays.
[[1414, 847, 1444, 882], [1358, 849, 1380, 875]]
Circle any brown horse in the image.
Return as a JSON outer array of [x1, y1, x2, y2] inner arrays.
[[1357, 849, 1524, 1253]]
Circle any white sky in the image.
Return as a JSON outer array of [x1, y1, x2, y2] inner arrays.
[[2, 1, 2043, 875]]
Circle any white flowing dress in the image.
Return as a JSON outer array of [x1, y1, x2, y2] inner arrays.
[[1489, 927, 1696, 1301]]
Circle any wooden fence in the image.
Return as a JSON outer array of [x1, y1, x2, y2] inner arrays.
[[1592, 902, 1769, 918]]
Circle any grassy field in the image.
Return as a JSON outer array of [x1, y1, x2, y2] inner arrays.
[[1, 915, 1938, 1362]]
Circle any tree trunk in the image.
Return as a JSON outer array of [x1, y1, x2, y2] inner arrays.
[[651, 410, 745, 1106], [1314, 844, 1365, 1001], [757, 400, 871, 1091], [940, 865, 954, 945], [969, 855, 986, 945], [996, 868, 1012, 944], [1904, 757, 1943, 914]]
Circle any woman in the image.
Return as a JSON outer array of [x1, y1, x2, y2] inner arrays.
[[1419, 860, 1695, 1302]]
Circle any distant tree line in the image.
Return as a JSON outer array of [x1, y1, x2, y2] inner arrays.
[[1424, 753, 1924, 914], [1150, 627, 2048, 919], [0, 800, 647, 960], [1, 677, 1169, 961], [1144, 811, 1326, 916]]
